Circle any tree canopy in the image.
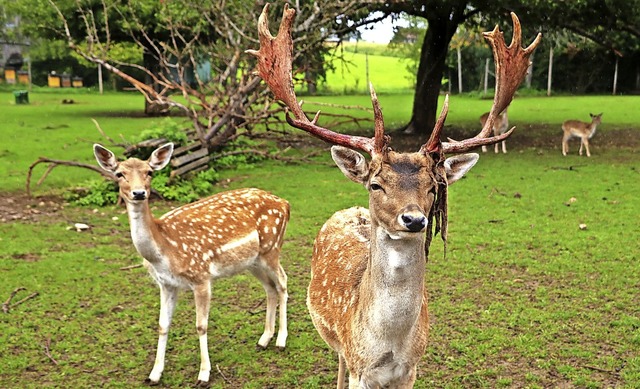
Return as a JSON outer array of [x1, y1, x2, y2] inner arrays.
[[5, 0, 638, 142], [356, 0, 639, 135]]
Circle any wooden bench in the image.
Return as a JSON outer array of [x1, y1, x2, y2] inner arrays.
[[124, 134, 210, 178]]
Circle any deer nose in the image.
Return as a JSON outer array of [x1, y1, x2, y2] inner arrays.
[[399, 206, 427, 232], [131, 190, 147, 200]]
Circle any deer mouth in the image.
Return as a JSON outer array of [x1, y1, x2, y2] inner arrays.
[[384, 226, 426, 241]]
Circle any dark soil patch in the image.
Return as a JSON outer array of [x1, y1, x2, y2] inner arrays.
[[0, 193, 67, 224]]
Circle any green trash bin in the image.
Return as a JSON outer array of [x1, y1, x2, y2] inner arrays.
[[13, 90, 29, 105]]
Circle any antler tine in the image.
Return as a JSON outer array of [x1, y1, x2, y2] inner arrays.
[[369, 83, 389, 154], [421, 94, 450, 154], [442, 13, 542, 154], [247, 4, 377, 155], [246, 4, 302, 119]]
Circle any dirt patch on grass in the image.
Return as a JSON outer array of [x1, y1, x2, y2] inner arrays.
[[0, 193, 67, 224]]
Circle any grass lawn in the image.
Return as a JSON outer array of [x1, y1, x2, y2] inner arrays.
[[0, 89, 639, 388], [0, 91, 162, 193], [321, 50, 414, 94]]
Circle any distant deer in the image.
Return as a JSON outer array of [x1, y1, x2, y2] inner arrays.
[[93, 143, 289, 386], [480, 108, 509, 153], [561, 113, 603, 157], [248, 4, 540, 388]]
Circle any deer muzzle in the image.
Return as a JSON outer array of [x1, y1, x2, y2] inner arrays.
[[398, 205, 427, 233], [131, 189, 147, 201]]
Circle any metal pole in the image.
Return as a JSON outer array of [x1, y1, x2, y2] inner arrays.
[[98, 64, 103, 94], [612, 56, 618, 95], [484, 58, 489, 97], [547, 46, 553, 96], [457, 47, 462, 93]]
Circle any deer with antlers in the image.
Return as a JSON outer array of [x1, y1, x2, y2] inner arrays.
[[93, 143, 289, 386], [248, 4, 540, 388]]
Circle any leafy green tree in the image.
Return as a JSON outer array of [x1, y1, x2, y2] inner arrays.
[[361, 0, 639, 135]]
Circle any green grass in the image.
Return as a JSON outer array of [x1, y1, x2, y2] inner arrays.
[[0, 90, 169, 193], [1, 90, 639, 388], [302, 94, 640, 131], [321, 50, 414, 94]]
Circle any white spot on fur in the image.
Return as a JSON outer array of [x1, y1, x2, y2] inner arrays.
[[219, 230, 259, 253]]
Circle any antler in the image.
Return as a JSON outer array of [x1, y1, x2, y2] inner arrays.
[[246, 4, 389, 156], [425, 13, 542, 154]]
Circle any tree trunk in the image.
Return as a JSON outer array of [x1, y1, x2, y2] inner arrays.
[[306, 69, 317, 95], [525, 50, 534, 88], [402, 16, 459, 135]]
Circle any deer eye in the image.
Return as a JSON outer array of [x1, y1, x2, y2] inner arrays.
[[370, 183, 383, 191], [115, 172, 124, 178], [147, 170, 153, 177]]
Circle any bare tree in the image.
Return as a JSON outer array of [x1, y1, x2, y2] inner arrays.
[[44, 1, 374, 166]]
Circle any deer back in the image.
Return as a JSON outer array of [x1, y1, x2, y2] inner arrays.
[[153, 188, 289, 283], [562, 113, 603, 137]]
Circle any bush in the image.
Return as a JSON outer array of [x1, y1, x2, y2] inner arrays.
[[71, 124, 269, 206]]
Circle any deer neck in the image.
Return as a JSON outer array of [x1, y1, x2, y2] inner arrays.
[[587, 121, 599, 137], [125, 200, 165, 263], [360, 221, 426, 334]]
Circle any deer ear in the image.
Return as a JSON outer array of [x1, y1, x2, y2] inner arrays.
[[444, 153, 479, 184], [93, 144, 118, 172], [331, 146, 369, 185], [149, 143, 174, 171]]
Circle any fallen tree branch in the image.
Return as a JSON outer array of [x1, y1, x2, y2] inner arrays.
[[248, 298, 266, 315], [26, 157, 116, 197], [119, 264, 143, 271], [2, 287, 25, 313], [91, 118, 121, 146], [43, 337, 59, 365], [216, 364, 230, 383], [549, 165, 586, 172], [580, 364, 620, 375], [10, 292, 40, 310], [3, 287, 39, 313]]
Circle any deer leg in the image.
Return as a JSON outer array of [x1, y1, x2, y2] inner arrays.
[[481, 145, 488, 153], [194, 282, 212, 385], [251, 266, 277, 349], [336, 354, 348, 389], [562, 133, 570, 156], [147, 285, 178, 384], [397, 366, 418, 389], [583, 138, 591, 157], [502, 140, 507, 153], [348, 374, 360, 389], [273, 263, 288, 348], [251, 258, 288, 349], [578, 139, 584, 155]]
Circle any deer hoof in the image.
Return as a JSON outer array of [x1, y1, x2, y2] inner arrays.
[[195, 380, 211, 388], [143, 378, 160, 386]]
